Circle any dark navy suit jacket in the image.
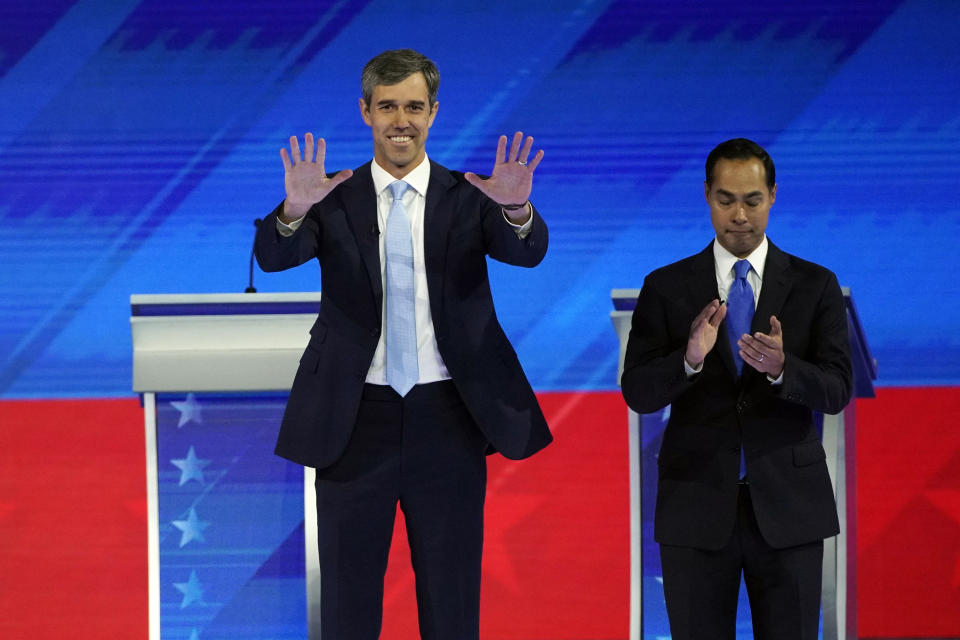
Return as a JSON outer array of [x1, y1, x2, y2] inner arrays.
[[255, 160, 551, 469], [621, 240, 852, 550]]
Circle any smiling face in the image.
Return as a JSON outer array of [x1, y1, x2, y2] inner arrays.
[[359, 72, 438, 179], [706, 157, 777, 258]]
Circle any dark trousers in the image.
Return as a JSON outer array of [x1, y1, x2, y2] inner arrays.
[[660, 484, 824, 640], [314, 381, 488, 640]]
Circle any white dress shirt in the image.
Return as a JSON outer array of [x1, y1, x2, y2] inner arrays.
[[276, 154, 532, 386]]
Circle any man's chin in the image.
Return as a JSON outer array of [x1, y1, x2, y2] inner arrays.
[[385, 152, 421, 170], [723, 237, 759, 257]]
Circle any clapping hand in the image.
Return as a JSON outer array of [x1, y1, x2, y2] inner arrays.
[[685, 299, 727, 368], [738, 315, 786, 378], [280, 133, 353, 221]]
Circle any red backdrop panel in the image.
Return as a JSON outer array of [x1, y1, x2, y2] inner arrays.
[[856, 387, 960, 637], [0, 398, 147, 640]]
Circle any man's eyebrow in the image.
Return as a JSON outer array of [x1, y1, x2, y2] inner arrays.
[[716, 188, 765, 199], [375, 99, 426, 107]]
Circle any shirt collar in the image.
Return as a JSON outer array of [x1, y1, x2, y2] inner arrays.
[[371, 154, 431, 197], [713, 235, 768, 280]]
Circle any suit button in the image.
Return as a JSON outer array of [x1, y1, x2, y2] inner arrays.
[[369, 328, 379, 337]]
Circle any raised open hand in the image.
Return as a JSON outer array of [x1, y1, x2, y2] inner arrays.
[[464, 131, 544, 219], [280, 133, 353, 221]]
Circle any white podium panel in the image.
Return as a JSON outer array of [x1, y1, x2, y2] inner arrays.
[[131, 293, 323, 640]]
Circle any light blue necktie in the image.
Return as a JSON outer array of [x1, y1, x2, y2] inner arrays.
[[725, 259, 755, 377], [726, 258, 754, 479], [385, 181, 418, 396]]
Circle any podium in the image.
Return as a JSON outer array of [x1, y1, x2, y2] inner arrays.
[[610, 287, 876, 640], [131, 293, 324, 640]]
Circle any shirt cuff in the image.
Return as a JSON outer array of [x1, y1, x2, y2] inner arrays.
[[684, 358, 703, 378], [767, 370, 784, 385], [276, 214, 305, 237], [502, 208, 533, 239]]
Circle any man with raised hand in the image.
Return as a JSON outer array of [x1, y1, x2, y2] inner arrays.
[[255, 49, 551, 640]]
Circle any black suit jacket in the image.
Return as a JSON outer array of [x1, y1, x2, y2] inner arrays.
[[621, 240, 852, 550], [255, 160, 552, 469]]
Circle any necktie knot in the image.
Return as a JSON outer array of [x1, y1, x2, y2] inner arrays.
[[389, 180, 409, 202], [734, 259, 751, 281]]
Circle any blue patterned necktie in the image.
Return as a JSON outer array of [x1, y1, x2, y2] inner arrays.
[[385, 180, 418, 396], [726, 259, 755, 377]]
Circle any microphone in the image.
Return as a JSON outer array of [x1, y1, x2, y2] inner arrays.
[[245, 218, 262, 293]]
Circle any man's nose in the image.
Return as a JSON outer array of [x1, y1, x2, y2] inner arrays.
[[732, 204, 748, 222]]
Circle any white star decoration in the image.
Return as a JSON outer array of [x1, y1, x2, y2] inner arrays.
[[174, 570, 205, 609], [170, 393, 203, 428], [171, 446, 211, 486], [172, 507, 210, 547]]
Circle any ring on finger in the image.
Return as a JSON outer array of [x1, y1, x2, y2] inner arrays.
[[758, 353, 765, 362], [516, 159, 527, 166]]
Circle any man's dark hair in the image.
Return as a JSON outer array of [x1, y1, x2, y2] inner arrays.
[[705, 138, 776, 191], [361, 49, 440, 107]]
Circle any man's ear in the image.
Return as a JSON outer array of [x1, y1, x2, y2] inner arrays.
[[359, 97, 372, 126]]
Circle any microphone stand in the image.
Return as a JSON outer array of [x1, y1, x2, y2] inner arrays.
[[245, 218, 262, 293]]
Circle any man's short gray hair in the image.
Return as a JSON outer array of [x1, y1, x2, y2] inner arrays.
[[361, 49, 440, 107]]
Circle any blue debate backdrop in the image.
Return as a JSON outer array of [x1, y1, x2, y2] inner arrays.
[[1, 0, 958, 398]]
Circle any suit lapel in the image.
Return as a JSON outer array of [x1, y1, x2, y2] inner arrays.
[[340, 163, 383, 312], [422, 161, 456, 316], [753, 241, 791, 335], [686, 243, 720, 307], [686, 242, 738, 376], [742, 240, 791, 386]]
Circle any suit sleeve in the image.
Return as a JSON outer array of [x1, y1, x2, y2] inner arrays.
[[773, 271, 853, 414], [620, 274, 698, 414], [254, 202, 321, 273], [482, 199, 548, 268]]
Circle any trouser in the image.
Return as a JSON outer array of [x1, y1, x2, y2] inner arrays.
[[314, 381, 488, 640], [660, 484, 824, 640]]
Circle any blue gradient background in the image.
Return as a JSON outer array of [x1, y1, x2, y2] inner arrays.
[[2, 3, 957, 638], [0, 1, 956, 396]]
